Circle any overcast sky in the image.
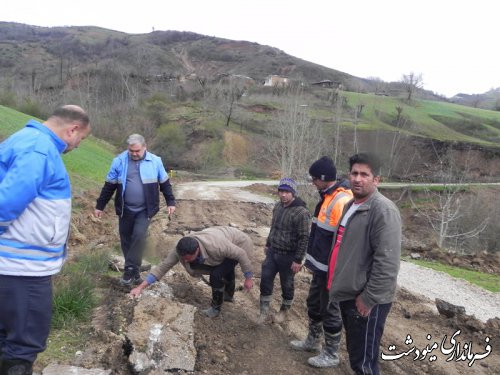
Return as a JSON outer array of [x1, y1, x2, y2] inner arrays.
[[2, 0, 499, 98]]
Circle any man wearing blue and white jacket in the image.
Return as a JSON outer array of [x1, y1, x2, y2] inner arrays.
[[94, 134, 176, 286], [0, 105, 91, 374]]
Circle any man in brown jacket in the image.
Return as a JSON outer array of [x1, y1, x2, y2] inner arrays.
[[130, 226, 254, 317]]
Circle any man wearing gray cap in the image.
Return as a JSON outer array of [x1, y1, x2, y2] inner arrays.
[[290, 156, 352, 368], [259, 178, 311, 320]]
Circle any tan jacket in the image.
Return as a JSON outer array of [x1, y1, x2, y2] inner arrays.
[[150, 226, 253, 281]]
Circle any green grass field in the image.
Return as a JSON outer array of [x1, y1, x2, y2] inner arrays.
[[0, 105, 115, 188]]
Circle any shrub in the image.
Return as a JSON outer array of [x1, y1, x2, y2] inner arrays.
[[51, 250, 109, 329]]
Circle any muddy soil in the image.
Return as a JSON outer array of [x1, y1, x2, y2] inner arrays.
[[46, 182, 500, 374]]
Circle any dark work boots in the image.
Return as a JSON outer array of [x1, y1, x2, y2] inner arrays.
[[290, 318, 323, 352], [307, 331, 341, 368], [0, 359, 33, 375], [202, 287, 224, 318]]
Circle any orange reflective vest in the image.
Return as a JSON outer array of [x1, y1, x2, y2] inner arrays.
[[305, 185, 353, 273], [313, 187, 353, 232]]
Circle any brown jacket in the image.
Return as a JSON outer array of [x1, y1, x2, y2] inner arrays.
[[150, 226, 253, 281]]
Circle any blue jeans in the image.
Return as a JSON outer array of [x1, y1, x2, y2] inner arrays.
[[340, 300, 392, 375], [260, 249, 295, 301], [306, 272, 342, 334], [0, 275, 52, 362], [118, 209, 150, 276]]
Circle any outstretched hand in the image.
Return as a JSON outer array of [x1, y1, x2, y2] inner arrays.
[[243, 278, 253, 292], [129, 281, 148, 298]]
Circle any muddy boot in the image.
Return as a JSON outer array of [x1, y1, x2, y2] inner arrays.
[[307, 331, 341, 368], [279, 298, 293, 312], [223, 278, 235, 302], [290, 319, 322, 352], [202, 287, 224, 318], [258, 295, 271, 322], [0, 358, 33, 375]]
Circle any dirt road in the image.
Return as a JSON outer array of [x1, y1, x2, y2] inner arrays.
[[170, 180, 500, 374], [51, 180, 499, 374]]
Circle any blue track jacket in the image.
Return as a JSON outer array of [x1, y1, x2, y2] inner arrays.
[[0, 120, 71, 276], [95, 150, 175, 218]]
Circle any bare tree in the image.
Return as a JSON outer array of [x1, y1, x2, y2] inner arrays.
[[401, 72, 424, 101], [264, 88, 327, 180], [367, 76, 387, 95], [206, 79, 245, 128], [352, 103, 364, 154], [332, 86, 345, 165], [409, 146, 489, 251], [386, 106, 408, 178]]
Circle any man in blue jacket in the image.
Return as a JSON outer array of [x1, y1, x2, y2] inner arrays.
[[94, 134, 176, 285], [0, 105, 91, 374]]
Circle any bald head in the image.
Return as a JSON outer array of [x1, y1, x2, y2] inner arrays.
[[47, 105, 90, 128], [44, 105, 91, 153]]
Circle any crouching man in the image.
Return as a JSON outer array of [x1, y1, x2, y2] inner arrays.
[[129, 226, 254, 318]]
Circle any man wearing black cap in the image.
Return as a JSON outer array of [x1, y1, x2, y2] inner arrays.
[[259, 178, 311, 320], [290, 156, 352, 368]]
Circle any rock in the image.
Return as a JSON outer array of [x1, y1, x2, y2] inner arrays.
[[126, 282, 197, 373], [471, 257, 483, 266], [402, 308, 412, 319], [435, 298, 466, 318], [70, 223, 87, 244], [410, 252, 421, 259], [464, 318, 485, 332], [485, 317, 500, 332], [451, 257, 462, 266], [108, 255, 151, 272], [42, 364, 111, 375]]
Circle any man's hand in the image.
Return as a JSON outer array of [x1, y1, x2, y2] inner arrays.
[[167, 206, 176, 215], [94, 209, 104, 218], [355, 294, 372, 317], [129, 281, 148, 298], [243, 277, 254, 292], [290, 261, 302, 274]]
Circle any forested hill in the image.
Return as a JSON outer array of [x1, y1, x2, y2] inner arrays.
[[1, 21, 500, 182], [0, 21, 438, 99]]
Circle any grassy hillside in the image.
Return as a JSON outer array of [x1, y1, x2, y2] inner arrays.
[[238, 87, 500, 145], [0, 105, 115, 189], [339, 91, 500, 143]]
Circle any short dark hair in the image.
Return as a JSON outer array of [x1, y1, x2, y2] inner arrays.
[[176, 237, 199, 256], [349, 153, 382, 176]]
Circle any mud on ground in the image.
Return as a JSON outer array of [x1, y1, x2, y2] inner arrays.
[[43, 185, 500, 374]]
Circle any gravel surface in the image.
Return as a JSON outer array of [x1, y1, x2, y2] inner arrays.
[[398, 261, 500, 323], [175, 180, 276, 203]]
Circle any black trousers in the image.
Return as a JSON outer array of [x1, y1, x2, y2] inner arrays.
[[260, 250, 295, 301], [0, 275, 52, 363], [340, 300, 392, 375], [208, 258, 238, 290], [118, 209, 150, 276], [306, 272, 343, 334]]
